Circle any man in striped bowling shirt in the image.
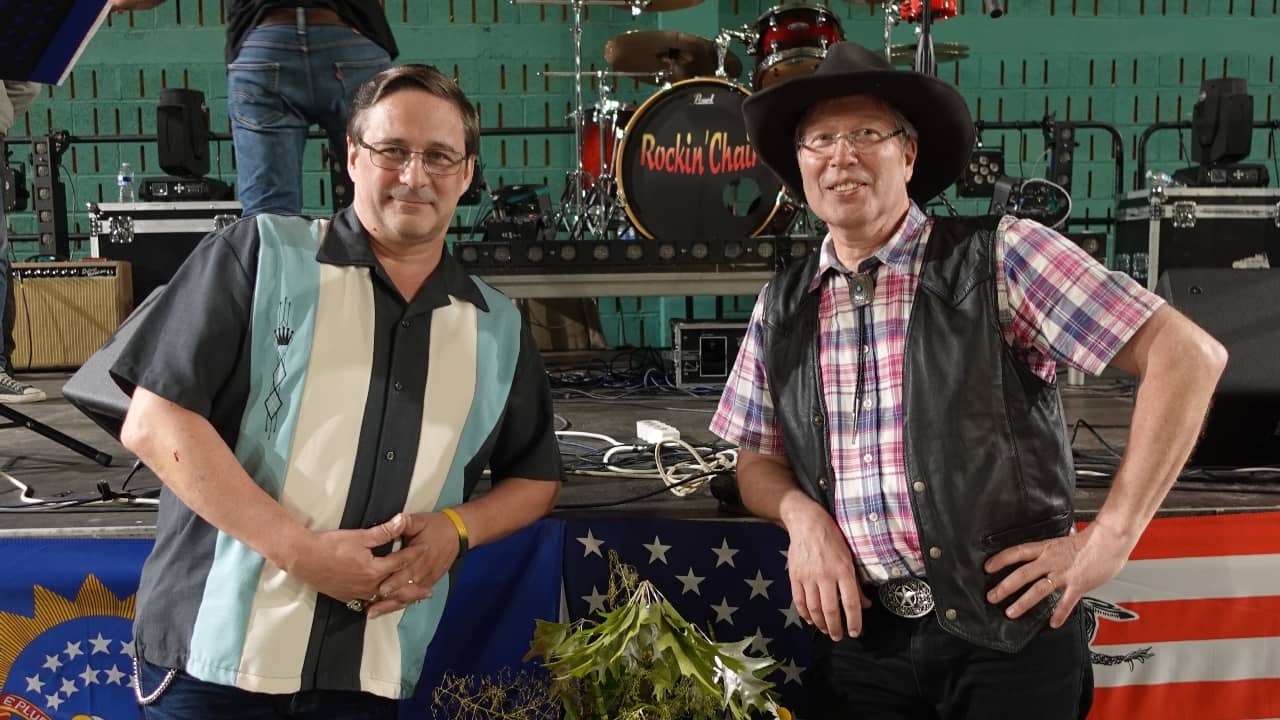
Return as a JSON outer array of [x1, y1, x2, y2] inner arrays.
[[111, 65, 561, 719]]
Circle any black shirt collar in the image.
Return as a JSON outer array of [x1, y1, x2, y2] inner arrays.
[[316, 206, 490, 315]]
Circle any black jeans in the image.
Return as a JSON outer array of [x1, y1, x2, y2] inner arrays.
[[803, 599, 1093, 720], [137, 659, 399, 720]]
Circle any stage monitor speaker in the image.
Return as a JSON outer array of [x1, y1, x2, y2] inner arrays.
[[8, 261, 133, 371], [1156, 268, 1280, 467]]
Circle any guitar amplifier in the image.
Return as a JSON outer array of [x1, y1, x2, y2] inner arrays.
[[8, 261, 134, 371]]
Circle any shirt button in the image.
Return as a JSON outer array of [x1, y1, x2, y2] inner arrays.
[[400, 319, 411, 328], [385, 450, 395, 461], [862, 345, 872, 356], [863, 453, 873, 463], [868, 511, 879, 522], [393, 381, 404, 391], [862, 398, 874, 410], [912, 481, 925, 493], [817, 477, 828, 490], [945, 608, 957, 621], [929, 547, 942, 559], [890, 567, 903, 578]]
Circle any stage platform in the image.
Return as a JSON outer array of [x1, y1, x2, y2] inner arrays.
[[1, 371, 1277, 536]]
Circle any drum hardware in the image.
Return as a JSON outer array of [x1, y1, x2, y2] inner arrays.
[[718, 4, 845, 91], [603, 29, 742, 86], [888, 41, 969, 66]]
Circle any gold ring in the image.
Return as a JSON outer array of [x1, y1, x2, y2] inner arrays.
[[1044, 576, 1055, 591], [407, 578, 415, 585], [346, 599, 365, 612]]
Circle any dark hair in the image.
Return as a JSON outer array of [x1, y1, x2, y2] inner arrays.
[[346, 64, 480, 157]]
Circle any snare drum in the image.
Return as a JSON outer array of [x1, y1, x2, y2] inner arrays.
[[750, 3, 844, 90], [899, 0, 959, 23], [575, 100, 635, 188], [615, 79, 783, 241]]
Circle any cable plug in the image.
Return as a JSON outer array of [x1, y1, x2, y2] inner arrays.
[[636, 419, 681, 445]]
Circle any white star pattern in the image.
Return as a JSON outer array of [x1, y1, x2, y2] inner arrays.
[[45, 693, 63, 711], [25, 674, 44, 693], [779, 549, 789, 568], [79, 665, 101, 685], [746, 627, 773, 655], [104, 663, 127, 685], [778, 604, 802, 628], [710, 597, 738, 625], [42, 654, 61, 672], [711, 538, 740, 568], [780, 658, 805, 685], [744, 570, 774, 600], [90, 632, 113, 654], [59, 677, 78, 696], [641, 535, 672, 565], [119, 639, 135, 656], [63, 641, 84, 660], [675, 567, 706, 595], [582, 585, 608, 615], [577, 530, 605, 558]]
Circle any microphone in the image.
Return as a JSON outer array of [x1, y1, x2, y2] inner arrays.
[[983, 0, 1005, 17]]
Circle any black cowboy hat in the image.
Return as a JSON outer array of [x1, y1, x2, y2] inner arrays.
[[742, 41, 975, 204]]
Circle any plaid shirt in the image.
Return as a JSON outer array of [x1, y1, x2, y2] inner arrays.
[[710, 204, 1164, 584]]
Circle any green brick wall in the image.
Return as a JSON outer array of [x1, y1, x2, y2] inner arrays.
[[4, 0, 1278, 346]]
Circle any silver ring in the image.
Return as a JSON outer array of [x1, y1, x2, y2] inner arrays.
[[346, 599, 365, 612]]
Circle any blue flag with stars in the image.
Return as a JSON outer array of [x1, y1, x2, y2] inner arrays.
[[562, 517, 811, 713]]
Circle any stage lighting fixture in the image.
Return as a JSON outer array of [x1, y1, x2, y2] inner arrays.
[[958, 147, 1005, 197]]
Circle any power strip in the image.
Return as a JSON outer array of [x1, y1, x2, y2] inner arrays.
[[636, 419, 681, 444]]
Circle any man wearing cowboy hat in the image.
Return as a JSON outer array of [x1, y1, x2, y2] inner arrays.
[[711, 41, 1225, 718]]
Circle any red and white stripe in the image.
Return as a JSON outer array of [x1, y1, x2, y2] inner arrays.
[[1086, 512, 1280, 720]]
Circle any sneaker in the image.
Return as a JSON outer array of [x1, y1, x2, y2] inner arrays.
[[0, 371, 47, 403]]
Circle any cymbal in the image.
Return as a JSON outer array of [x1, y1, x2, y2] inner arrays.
[[604, 29, 742, 84], [637, 0, 704, 10], [889, 42, 970, 65]]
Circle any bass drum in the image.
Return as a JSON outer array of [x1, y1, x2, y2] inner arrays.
[[615, 78, 783, 242]]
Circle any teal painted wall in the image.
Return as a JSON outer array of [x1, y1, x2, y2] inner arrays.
[[4, 0, 1279, 346]]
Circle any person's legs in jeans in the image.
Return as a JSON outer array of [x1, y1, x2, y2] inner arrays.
[[228, 25, 311, 217], [304, 27, 390, 210]]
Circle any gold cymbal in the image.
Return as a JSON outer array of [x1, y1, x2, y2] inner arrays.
[[889, 41, 970, 65], [637, 0, 704, 9], [604, 29, 743, 84]]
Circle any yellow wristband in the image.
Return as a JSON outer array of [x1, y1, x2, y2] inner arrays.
[[440, 507, 469, 557]]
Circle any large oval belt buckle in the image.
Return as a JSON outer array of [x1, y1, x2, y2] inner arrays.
[[878, 578, 935, 619]]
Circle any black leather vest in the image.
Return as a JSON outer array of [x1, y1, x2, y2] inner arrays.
[[761, 216, 1076, 652]]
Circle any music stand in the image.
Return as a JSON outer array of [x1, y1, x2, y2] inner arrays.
[[1, 147, 112, 467]]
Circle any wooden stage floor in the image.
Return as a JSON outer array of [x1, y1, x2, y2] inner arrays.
[[1, 372, 1277, 536]]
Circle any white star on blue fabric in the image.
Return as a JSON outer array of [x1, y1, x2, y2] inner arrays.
[[746, 627, 772, 655], [59, 677, 77, 696], [711, 538, 740, 567], [119, 639, 135, 657], [42, 654, 61, 672], [24, 674, 43, 693], [778, 604, 802, 628], [710, 596, 738, 625], [63, 641, 83, 660], [104, 664, 127, 685], [641, 535, 672, 564], [780, 658, 805, 685], [675, 567, 706, 595], [44, 693, 63, 711], [79, 666, 101, 686], [90, 632, 113, 654], [745, 570, 774, 600], [577, 529, 605, 558], [582, 585, 608, 615]]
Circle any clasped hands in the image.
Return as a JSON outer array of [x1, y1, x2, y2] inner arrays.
[[283, 512, 462, 620]]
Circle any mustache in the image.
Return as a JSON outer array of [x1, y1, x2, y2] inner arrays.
[[390, 189, 437, 204]]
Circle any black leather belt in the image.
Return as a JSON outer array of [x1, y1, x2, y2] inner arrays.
[[256, 7, 347, 27]]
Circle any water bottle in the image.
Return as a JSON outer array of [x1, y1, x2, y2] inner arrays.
[[117, 162, 136, 203]]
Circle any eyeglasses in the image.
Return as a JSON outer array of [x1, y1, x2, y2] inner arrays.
[[357, 140, 468, 176], [797, 128, 906, 155]]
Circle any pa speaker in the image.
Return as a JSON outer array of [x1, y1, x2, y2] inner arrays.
[[157, 88, 210, 178], [1156, 268, 1280, 466]]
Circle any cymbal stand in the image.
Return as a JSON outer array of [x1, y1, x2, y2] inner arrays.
[[714, 27, 752, 79], [915, 1, 937, 76], [881, 3, 898, 63]]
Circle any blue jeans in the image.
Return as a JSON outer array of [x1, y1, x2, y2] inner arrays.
[[227, 20, 391, 217], [136, 659, 399, 720]]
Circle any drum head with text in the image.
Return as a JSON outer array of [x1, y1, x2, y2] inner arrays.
[[616, 79, 782, 241]]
